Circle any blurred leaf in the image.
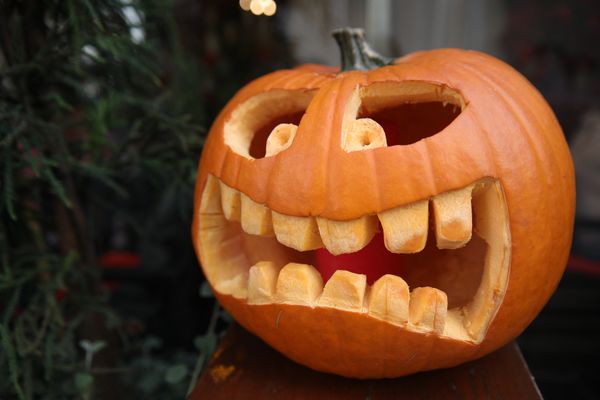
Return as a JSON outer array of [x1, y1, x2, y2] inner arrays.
[[164, 364, 188, 384], [2, 285, 21, 326], [193, 334, 217, 354], [74, 372, 93, 391], [0, 324, 26, 400], [41, 167, 72, 208], [142, 336, 162, 353], [138, 368, 163, 393], [2, 148, 16, 220], [219, 310, 234, 324], [45, 92, 74, 112], [79, 340, 106, 355], [199, 281, 213, 298], [69, 160, 128, 198]]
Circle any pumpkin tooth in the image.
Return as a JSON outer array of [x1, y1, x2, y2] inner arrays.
[[199, 175, 222, 214], [265, 123, 298, 156], [240, 193, 275, 237], [377, 200, 428, 253], [368, 274, 410, 325], [432, 185, 474, 249], [409, 287, 448, 334], [316, 215, 378, 255], [317, 270, 367, 311], [343, 118, 387, 152], [272, 212, 323, 251], [276, 263, 323, 305], [220, 181, 241, 222], [214, 269, 249, 300], [247, 261, 280, 305]]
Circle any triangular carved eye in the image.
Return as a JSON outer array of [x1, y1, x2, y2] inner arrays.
[[342, 82, 465, 151], [224, 90, 314, 159]]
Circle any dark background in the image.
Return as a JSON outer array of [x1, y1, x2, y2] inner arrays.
[[109, 0, 600, 398]]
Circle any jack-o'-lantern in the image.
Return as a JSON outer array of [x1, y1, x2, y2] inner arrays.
[[192, 28, 575, 378]]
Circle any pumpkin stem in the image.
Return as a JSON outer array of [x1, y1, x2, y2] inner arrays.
[[332, 27, 392, 72]]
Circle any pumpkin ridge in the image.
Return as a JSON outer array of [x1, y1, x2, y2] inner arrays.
[[267, 78, 343, 216], [420, 137, 439, 201], [456, 59, 550, 186], [276, 70, 325, 91], [262, 69, 314, 92], [465, 56, 570, 188], [471, 62, 574, 292], [234, 70, 294, 98], [427, 58, 504, 182], [323, 78, 344, 215], [456, 60, 570, 300], [324, 77, 360, 215], [378, 64, 406, 83], [361, 143, 383, 212], [367, 57, 468, 194], [301, 73, 334, 89], [265, 116, 308, 213]]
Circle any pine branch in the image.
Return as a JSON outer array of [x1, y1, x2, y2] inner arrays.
[[0, 324, 26, 400], [0, 0, 250, 397], [2, 147, 16, 220]]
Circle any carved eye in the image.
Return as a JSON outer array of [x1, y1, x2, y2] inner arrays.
[[224, 90, 314, 159], [342, 82, 465, 152]]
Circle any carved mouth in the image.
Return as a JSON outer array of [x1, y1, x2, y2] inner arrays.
[[195, 175, 511, 344]]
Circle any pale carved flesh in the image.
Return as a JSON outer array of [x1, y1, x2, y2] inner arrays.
[[196, 174, 511, 343]]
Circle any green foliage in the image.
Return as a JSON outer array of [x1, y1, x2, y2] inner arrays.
[[164, 364, 188, 384], [0, 0, 209, 398], [119, 325, 223, 400]]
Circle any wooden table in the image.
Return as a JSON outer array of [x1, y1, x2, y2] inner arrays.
[[189, 324, 542, 399]]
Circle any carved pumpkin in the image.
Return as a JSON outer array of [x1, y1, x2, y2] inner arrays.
[[192, 28, 575, 378]]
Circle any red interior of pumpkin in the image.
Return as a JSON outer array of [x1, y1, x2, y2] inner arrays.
[[316, 233, 403, 285]]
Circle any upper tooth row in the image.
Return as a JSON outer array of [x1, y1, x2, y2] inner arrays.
[[219, 180, 474, 255], [247, 261, 449, 335]]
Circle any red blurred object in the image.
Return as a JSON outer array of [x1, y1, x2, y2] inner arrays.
[[102, 280, 122, 291], [99, 250, 141, 269], [568, 255, 600, 277], [55, 288, 67, 302], [315, 233, 403, 285]]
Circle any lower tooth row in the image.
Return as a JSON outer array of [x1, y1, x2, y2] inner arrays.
[[218, 179, 474, 254], [247, 262, 448, 335]]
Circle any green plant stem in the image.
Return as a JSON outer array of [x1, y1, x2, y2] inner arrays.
[[186, 300, 221, 395]]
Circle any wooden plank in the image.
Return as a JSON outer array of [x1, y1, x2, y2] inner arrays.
[[189, 324, 542, 400]]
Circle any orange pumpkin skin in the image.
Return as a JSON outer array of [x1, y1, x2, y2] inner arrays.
[[192, 48, 575, 378]]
